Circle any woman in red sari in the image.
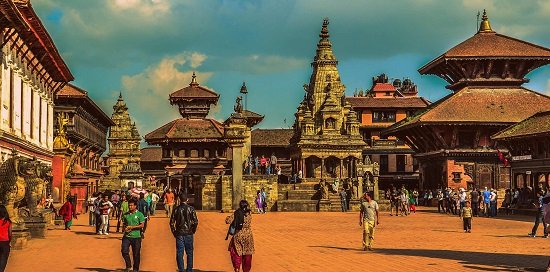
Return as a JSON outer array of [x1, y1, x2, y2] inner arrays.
[[59, 196, 77, 230]]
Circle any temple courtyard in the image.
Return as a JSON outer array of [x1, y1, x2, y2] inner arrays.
[[7, 208, 549, 272]]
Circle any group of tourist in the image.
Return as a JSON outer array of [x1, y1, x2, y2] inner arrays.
[[244, 154, 278, 176], [386, 184, 419, 216], [85, 188, 161, 236]]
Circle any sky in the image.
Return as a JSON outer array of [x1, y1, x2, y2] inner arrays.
[[32, 0, 550, 143]]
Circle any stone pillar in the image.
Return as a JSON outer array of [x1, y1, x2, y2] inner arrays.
[[224, 113, 248, 210], [373, 176, 380, 201], [339, 159, 343, 179]]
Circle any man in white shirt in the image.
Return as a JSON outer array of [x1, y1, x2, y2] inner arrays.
[[150, 191, 160, 216], [359, 192, 379, 251]]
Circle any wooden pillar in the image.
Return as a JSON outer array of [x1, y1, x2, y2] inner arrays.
[[321, 157, 324, 180], [302, 158, 306, 178]]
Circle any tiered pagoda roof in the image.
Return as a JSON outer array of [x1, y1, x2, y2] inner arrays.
[[385, 10, 550, 136], [145, 118, 224, 143]]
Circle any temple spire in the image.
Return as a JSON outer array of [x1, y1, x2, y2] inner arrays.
[[478, 9, 494, 33], [190, 71, 198, 86]]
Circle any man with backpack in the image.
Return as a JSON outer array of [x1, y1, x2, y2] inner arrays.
[[170, 193, 198, 272]]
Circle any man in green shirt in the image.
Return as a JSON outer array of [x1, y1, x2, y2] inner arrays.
[[121, 198, 145, 272]]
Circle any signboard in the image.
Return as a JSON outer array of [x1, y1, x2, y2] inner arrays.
[[511, 155, 532, 161], [526, 171, 532, 175]]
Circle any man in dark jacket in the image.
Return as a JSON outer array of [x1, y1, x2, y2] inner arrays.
[[170, 193, 198, 272], [137, 193, 149, 238]]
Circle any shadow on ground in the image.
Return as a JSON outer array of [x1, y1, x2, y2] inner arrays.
[[75, 268, 153, 272], [312, 246, 547, 271]]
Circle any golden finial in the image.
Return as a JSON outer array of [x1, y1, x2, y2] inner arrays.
[[320, 17, 330, 39], [478, 9, 494, 33], [190, 71, 198, 86]]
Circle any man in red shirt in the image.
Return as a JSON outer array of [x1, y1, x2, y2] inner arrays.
[[164, 189, 175, 218]]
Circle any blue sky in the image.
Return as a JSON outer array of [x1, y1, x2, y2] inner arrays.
[[33, 0, 550, 139]]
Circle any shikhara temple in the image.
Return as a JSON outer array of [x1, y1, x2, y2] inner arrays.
[[385, 11, 550, 191]]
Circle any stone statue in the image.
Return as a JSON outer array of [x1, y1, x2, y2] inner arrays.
[[234, 96, 243, 113], [319, 180, 328, 199], [24, 159, 50, 217], [0, 150, 34, 224], [373, 162, 380, 176]]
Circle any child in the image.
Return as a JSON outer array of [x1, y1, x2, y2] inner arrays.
[[461, 201, 473, 233], [409, 193, 416, 213]]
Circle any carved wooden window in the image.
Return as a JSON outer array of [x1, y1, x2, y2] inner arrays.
[[190, 149, 199, 158], [372, 111, 396, 123], [179, 149, 186, 157], [204, 149, 210, 158]]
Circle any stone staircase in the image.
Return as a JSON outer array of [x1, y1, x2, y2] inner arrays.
[[276, 181, 320, 211]]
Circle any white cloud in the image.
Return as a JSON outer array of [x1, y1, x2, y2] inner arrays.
[[110, 0, 171, 16], [189, 53, 208, 68], [120, 52, 214, 135]]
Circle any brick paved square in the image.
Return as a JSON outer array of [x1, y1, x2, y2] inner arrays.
[[7, 209, 549, 271]]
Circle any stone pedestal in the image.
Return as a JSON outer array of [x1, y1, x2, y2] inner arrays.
[[24, 216, 48, 238], [10, 225, 30, 250]]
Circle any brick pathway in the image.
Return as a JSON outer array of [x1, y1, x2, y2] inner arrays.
[[7, 208, 550, 271]]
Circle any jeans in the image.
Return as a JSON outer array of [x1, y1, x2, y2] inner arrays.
[[0, 241, 10, 271], [490, 201, 497, 217], [89, 211, 95, 226], [176, 235, 194, 272], [471, 202, 479, 216], [437, 200, 444, 213], [340, 199, 347, 212], [150, 202, 157, 215], [121, 237, 141, 271], [531, 211, 548, 236], [483, 202, 490, 216]]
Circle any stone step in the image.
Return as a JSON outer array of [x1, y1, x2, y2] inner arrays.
[[293, 182, 319, 190], [287, 190, 318, 200], [276, 200, 318, 212]]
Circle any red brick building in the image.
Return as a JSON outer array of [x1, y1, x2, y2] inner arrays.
[[385, 11, 550, 190], [347, 74, 430, 189]]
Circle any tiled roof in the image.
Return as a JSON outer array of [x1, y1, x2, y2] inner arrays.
[[140, 147, 162, 162], [492, 111, 550, 140], [251, 129, 294, 147], [144, 118, 224, 142], [169, 84, 219, 99], [420, 32, 550, 74], [372, 83, 396, 92], [56, 84, 86, 97], [386, 87, 550, 133], [346, 97, 430, 109]]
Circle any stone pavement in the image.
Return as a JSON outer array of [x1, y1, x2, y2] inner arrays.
[[7, 208, 550, 271]]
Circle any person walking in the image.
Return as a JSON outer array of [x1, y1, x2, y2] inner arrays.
[[0, 205, 12, 271], [460, 201, 473, 233], [99, 194, 113, 235], [164, 189, 175, 218], [88, 193, 98, 226], [470, 188, 480, 217], [170, 193, 198, 272], [340, 188, 348, 212], [121, 198, 145, 272], [137, 193, 149, 238], [111, 190, 121, 218], [117, 194, 129, 233], [94, 192, 103, 234], [528, 191, 548, 238], [150, 191, 160, 216], [482, 187, 491, 217], [59, 196, 77, 230], [226, 200, 254, 272], [359, 192, 379, 251], [437, 190, 444, 213], [255, 191, 263, 214]]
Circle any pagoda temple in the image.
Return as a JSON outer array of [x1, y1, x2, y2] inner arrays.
[[103, 93, 142, 190], [290, 18, 365, 179], [385, 11, 550, 190], [144, 73, 229, 198]]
